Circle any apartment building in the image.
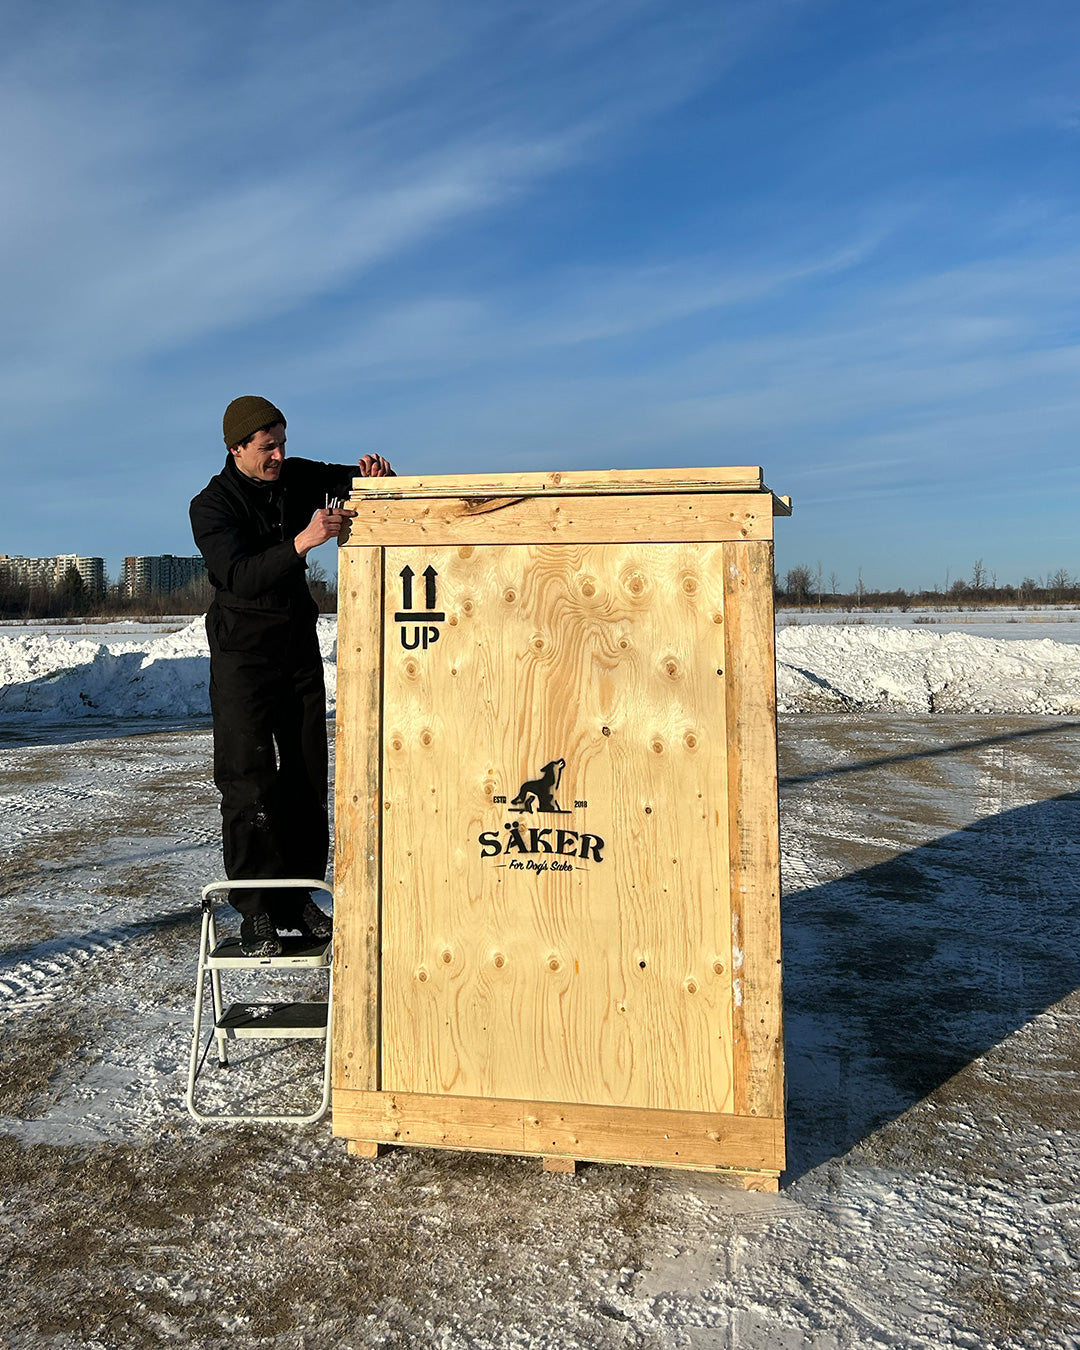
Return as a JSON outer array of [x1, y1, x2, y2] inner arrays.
[[122, 554, 206, 597], [0, 553, 106, 593]]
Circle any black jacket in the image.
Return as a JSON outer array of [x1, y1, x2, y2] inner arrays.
[[190, 455, 357, 658]]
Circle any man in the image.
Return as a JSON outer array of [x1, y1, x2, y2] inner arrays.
[[190, 395, 392, 956]]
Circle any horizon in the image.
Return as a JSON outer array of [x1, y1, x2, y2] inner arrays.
[[2, 1, 1079, 591], [5, 542, 1080, 602]]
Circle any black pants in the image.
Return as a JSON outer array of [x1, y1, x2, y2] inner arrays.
[[208, 635, 329, 922]]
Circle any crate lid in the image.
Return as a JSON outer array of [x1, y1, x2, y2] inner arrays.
[[349, 466, 782, 500]]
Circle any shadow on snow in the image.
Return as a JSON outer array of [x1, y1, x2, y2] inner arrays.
[[782, 786, 1080, 1181]]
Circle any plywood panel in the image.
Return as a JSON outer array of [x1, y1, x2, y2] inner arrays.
[[331, 546, 384, 1092], [723, 540, 784, 1124], [378, 543, 734, 1114], [342, 493, 772, 548], [332, 1088, 783, 1171]]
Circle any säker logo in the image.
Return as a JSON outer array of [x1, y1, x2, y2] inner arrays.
[[477, 755, 606, 866]]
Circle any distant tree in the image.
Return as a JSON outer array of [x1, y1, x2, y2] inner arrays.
[[1048, 567, 1071, 599], [58, 564, 88, 616], [829, 571, 840, 597], [970, 558, 986, 591], [174, 572, 214, 613], [784, 564, 814, 605], [306, 559, 337, 613]]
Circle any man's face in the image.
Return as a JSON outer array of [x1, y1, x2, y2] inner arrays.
[[230, 423, 286, 482]]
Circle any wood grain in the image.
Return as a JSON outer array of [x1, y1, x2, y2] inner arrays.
[[332, 547, 384, 1094], [331, 472, 786, 1178], [342, 494, 773, 548], [378, 543, 735, 1114], [346, 1139, 387, 1159], [333, 1087, 783, 1171], [723, 540, 784, 1129], [349, 467, 765, 498]]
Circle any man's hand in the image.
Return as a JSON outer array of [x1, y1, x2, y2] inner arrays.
[[294, 506, 357, 557], [357, 453, 393, 477]]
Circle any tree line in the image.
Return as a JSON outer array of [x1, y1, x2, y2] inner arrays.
[[4, 555, 1077, 619], [777, 559, 1080, 608]]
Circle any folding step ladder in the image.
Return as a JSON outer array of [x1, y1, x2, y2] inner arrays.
[[185, 878, 333, 1124]]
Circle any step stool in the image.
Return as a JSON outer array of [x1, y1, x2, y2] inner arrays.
[[185, 878, 333, 1124]]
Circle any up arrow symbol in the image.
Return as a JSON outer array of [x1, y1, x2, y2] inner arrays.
[[399, 565, 414, 610], [423, 566, 438, 610]]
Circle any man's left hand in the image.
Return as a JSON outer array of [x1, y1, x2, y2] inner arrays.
[[357, 453, 393, 477]]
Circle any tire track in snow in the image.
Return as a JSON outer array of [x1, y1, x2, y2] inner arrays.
[[0, 913, 195, 1012]]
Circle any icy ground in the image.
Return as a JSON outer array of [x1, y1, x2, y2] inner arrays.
[[0, 623, 1078, 1347], [777, 607, 1080, 646]]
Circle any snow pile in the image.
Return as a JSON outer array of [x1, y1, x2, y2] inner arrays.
[[2, 617, 1080, 720], [0, 617, 337, 721], [777, 623, 1080, 713]]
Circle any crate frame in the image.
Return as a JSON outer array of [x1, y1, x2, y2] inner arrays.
[[331, 468, 786, 1187]]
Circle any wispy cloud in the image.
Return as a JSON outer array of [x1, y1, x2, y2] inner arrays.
[[282, 235, 885, 383], [2, 0, 1079, 589], [0, 0, 766, 414]]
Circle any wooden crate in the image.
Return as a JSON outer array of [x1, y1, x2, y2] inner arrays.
[[332, 467, 788, 1188]]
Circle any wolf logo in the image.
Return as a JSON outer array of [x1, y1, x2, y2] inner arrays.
[[509, 758, 569, 814]]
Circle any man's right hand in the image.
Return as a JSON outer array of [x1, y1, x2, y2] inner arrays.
[[294, 506, 357, 557]]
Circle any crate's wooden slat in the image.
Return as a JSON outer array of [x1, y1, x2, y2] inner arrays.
[[724, 540, 784, 1130], [341, 494, 773, 549], [338, 1088, 527, 1151], [525, 1097, 781, 1170], [333, 1088, 784, 1171], [348, 467, 765, 499], [332, 546, 384, 1093]]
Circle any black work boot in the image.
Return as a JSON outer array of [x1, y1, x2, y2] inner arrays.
[[240, 911, 283, 957], [295, 899, 332, 942]]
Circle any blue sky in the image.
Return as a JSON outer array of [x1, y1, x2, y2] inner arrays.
[[2, 0, 1079, 591]]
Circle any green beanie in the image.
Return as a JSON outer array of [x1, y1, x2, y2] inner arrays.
[[223, 395, 287, 448]]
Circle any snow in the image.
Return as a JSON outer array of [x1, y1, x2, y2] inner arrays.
[[778, 607, 1080, 646], [775, 625, 1080, 715], [0, 616, 337, 721], [3, 613, 1080, 722], [0, 620, 1078, 1346]]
